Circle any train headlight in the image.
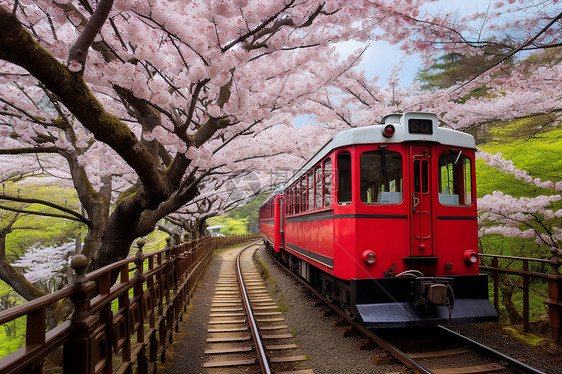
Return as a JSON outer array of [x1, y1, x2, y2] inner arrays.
[[463, 250, 478, 264], [362, 250, 376, 265], [382, 124, 395, 137]]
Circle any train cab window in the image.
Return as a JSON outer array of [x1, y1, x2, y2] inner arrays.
[[360, 150, 403, 205], [438, 152, 472, 206], [337, 152, 352, 205], [323, 158, 332, 207]]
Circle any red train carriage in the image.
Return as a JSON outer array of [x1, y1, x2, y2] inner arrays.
[[259, 112, 497, 328], [258, 187, 284, 250]]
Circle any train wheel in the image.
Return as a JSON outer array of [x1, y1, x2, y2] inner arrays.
[[344, 305, 356, 320]]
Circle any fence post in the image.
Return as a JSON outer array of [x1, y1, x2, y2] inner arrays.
[[492, 257, 499, 313], [523, 260, 529, 333], [134, 239, 148, 373], [64, 254, 96, 374], [546, 259, 562, 344]]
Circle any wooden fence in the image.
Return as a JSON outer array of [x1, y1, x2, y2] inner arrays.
[[479, 254, 562, 343], [0, 234, 260, 374]]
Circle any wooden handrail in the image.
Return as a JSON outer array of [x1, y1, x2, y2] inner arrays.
[[0, 233, 261, 374], [0, 287, 74, 324], [479, 253, 562, 344], [479, 253, 559, 267]]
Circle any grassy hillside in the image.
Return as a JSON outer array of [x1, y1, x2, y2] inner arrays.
[[476, 116, 562, 198], [475, 116, 561, 324], [207, 195, 267, 235]]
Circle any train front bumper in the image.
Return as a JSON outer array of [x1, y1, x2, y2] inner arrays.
[[351, 275, 498, 328]]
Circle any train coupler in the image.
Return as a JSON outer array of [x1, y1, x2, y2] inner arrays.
[[413, 277, 455, 313]]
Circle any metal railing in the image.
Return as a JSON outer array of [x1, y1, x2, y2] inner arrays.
[[0, 234, 260, 374], [479, 254, 562, 343]]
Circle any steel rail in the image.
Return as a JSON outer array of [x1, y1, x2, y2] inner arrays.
[[438, 326, 547, 374], [236, 241, 272, 374], [267, 245, 432, 374]]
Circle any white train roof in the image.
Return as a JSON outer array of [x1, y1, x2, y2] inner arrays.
[[260, 112, 475, 206]]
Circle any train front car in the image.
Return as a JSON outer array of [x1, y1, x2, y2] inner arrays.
[[279, 112, 498, 328], [348, 113, 498, 327]]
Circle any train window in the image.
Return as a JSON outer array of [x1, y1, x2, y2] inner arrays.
[[337, 152, 352, 205], [438, 152, 473, 206], [413, 160, 429, 193], [287, 188, 291, 215], [323, 158, 332, 207], [360, 150, 403, 204], [291, 186, 295, 214], [307, 172, 314, 210], [315, 166, 322, 208], [300, 178, 306, 212], [295, 183, 300, 214]]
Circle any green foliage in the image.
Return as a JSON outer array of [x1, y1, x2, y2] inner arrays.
[[207, 216, 249, 236], [472, 115, 562, 327], [475, 159, 554, 199], [226, 194, 267, 231], [415, 50, 512, 93], [481, 115, 562, 182], [0, 333, 24, 358], [126, 227, 170, 257], [476, 115, 562, 256], [2, 179, 86, 257], [206, 195, 267, 235], [0, 316, 25, 359], [0, 282, 12, 298]]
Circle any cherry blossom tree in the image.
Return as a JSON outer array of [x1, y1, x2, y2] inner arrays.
[[477, 151, 562, 256], [0, 0, 431, 301], [12, 242, 76, 293], [0, 0, 560, 303]]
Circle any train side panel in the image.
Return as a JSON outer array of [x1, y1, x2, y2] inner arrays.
[[284, 211, 335, 274]]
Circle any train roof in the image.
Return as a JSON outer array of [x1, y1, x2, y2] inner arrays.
[[260, 112, 475, 206], [259, 186, 284, 209]]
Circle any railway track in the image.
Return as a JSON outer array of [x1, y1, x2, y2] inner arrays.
[[264, 244, 547, 374], [202, 242, 311, 373]]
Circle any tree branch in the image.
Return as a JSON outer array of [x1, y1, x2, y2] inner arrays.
[[0, 7, 171, 206], [0, 194, 89, 225], [0, 204, 88, 224], [68, 0, 115, 73], [453, 10, 562, 92]]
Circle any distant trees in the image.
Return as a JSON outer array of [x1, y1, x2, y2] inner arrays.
[[415, 49, 513, 93]]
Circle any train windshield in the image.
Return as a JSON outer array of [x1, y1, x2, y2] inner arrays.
[[360, 150, 403, 205], [438, 152, 473, 206]]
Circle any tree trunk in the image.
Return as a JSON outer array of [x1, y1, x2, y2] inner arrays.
[[499, 282, 523, 324], [0, 234, 46, 301]]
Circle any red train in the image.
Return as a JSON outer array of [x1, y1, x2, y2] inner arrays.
[[259, 112, 498, 328]]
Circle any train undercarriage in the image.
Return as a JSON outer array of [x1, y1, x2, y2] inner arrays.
[[266, 242, 498, 328]]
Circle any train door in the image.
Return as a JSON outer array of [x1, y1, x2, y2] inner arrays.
[[409, 145, 433, 256], [278, 197, 284, 249]]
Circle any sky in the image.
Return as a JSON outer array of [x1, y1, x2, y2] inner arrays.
[[343, 0, 496, 88]]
